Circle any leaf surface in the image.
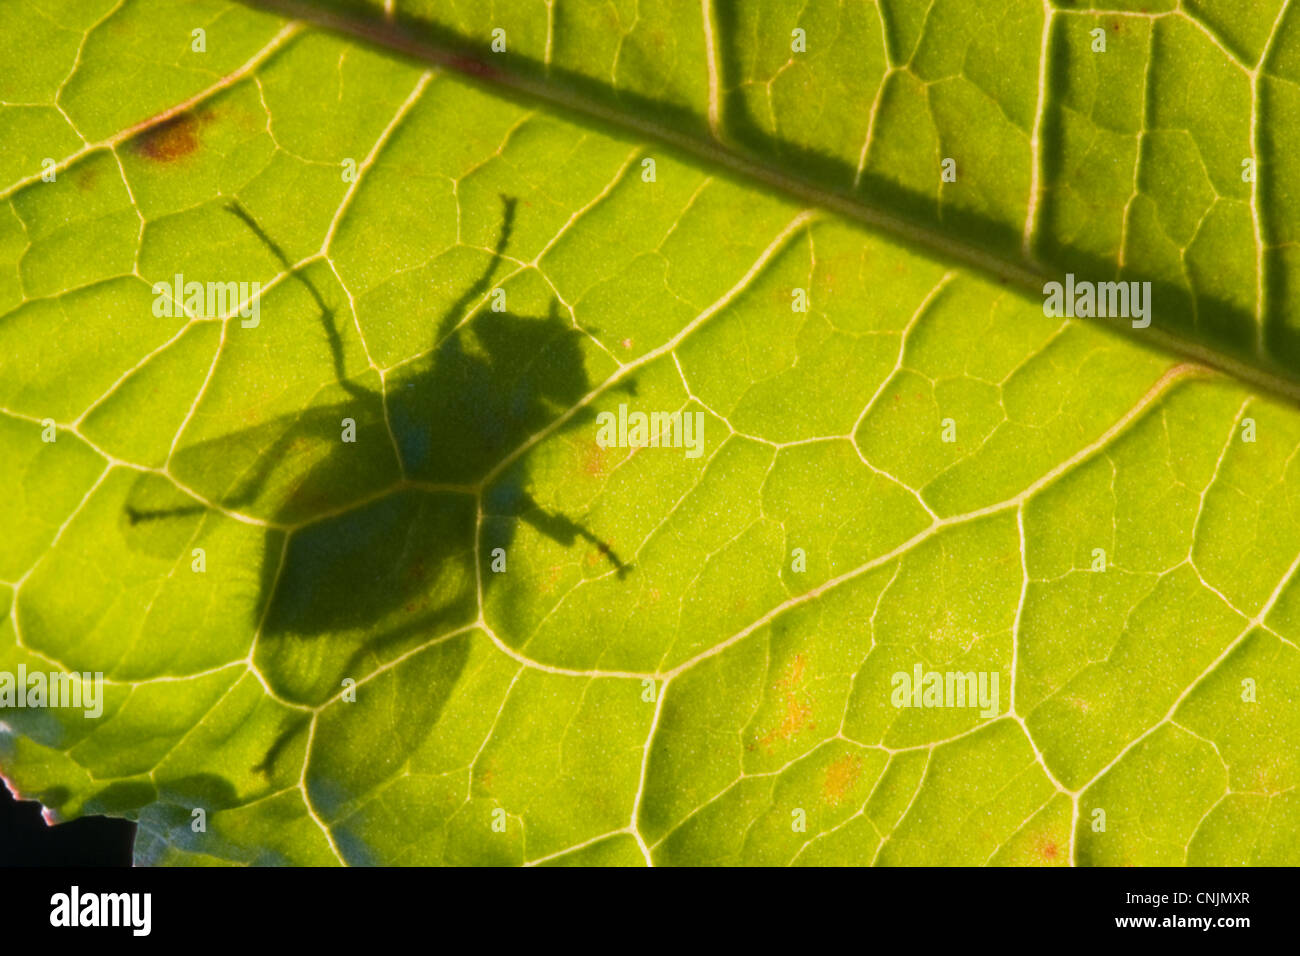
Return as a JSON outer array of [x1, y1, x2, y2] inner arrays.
[[1, 0, 1299, 866]]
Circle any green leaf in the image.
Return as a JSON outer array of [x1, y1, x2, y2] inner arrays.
[[1, 0, 1299, 867]]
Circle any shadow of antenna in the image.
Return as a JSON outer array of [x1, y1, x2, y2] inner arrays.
[[433, 193, 517, 347]]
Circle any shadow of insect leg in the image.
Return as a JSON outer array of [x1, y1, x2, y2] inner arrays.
[[224, 200, 370, 400], [251, 712, 311, 776], [125, 501, 209, 525], [127, 407, 340, 525], [515, 491, 630, 577]]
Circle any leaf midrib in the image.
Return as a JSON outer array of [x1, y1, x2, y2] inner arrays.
[[237, 1, 1300, 404]]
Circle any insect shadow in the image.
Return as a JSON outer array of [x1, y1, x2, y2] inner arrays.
[[123, 195, 629, 717]]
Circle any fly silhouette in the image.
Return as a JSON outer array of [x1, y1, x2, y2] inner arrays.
[[123, 195, 629, 707]]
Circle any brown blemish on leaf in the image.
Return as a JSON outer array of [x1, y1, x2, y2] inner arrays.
[[73, 165, 99, 192], [405, 557, 428, 584], [131, 111, 212, 163], [822, 753, 863, 805], [287, 484, 333, 513]]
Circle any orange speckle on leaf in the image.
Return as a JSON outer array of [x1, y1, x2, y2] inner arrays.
[[540, 564, 563, 595], [1065, 695, 1091, 715], [759, 695, 813, 751], [582, 440, 611, 477], [757, 654, 815, 751], [783, 654, 807, 687], [823, 753, 863, 805]]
